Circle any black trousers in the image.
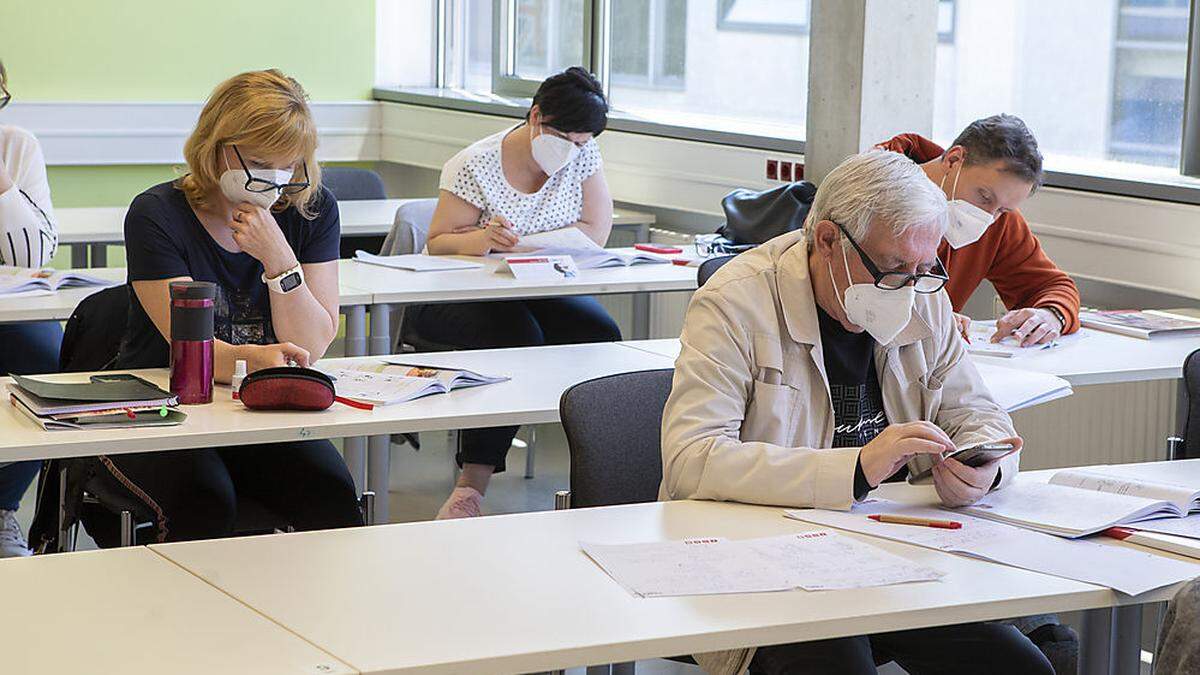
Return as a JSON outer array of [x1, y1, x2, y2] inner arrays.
[[82, 440, 362, 547], [748, 622, 1053, 675], [404, 296, 621, 472]]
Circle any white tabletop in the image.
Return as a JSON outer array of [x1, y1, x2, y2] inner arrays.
[[0, 268, 374, 324], [149, 499, 1111, 675], [55, 199, 656, 245], [338, 254, 697, 305], [620, 330, 1200, 387], [0, 342, 674, 462], [3, 547, 353, 674]]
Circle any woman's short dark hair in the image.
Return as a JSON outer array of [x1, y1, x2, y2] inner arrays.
[[951, 113, 1044, 189], [529, 66, 608, 136]]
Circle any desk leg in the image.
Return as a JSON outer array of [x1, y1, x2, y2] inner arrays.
[[1177, 379, 1189, 458], [1081, 605, 1144, 675], [343, 305, 367, 494], [631, 293, 650, 340], [69, 244, 88, 268], [90, 244, 108, 267], [367, 302, 394, 525]]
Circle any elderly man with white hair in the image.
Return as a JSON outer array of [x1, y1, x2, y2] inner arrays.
[[661, 150, 1051, 675]]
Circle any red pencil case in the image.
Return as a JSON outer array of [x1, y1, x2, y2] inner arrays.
[[238, 367, 335, 411]]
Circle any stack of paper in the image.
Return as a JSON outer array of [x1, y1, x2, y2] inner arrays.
[[787, 500, 1200, 595], [974, 362, 1072, 412], [8, 373, 185, 430], [506, 227, 670, 269], [581, 530, 943, 598], [353, 251, 483, 272]]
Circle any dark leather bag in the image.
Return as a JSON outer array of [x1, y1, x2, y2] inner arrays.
[[716, 182, 817, 246]]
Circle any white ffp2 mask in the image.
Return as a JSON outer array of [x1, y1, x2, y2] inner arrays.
[[940, 165, 995, 248], [530, 125, 579, 176], [219, 162, 294, 210], [829, 244, 915, 345]]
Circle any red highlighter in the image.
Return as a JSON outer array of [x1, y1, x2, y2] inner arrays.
[[634, 243, 683, 255]]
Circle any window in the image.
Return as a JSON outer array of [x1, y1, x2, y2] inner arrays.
[[934, 0, 1190, 178], [437, 0, 809, 143]]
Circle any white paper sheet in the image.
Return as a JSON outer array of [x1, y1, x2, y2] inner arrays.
[[353, 251, 483, 272], [965, 320, 1083, 359], [581, 530, 943, 598], [786, 499, 1200, 595], [973, 362, 1073, 412], [1131, 515, 1200, 539]]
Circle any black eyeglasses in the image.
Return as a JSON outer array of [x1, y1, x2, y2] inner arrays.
[[233, 145, 310, 195], [835, 222, 948, 293], [0, 92, 10, 111]]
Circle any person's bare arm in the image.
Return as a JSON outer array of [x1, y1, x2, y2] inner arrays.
[[268, 260, 339, 361], [131, 278, 311, 384], [572, 171, 613, 247], [426, 190, 517, 255]]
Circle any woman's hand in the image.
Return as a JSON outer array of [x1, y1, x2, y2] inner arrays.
[[459, 216, 520, 255], [243, 342, 311, 372], [229, 203, 298, 277]]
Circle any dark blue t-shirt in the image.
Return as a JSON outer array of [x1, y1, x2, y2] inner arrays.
[[115, 180, 340, 368]]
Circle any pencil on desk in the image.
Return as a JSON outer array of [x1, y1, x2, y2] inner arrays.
[[868, 514, 963, 530]]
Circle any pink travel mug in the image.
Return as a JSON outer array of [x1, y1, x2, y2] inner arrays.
[[169, 281, 215, 405]]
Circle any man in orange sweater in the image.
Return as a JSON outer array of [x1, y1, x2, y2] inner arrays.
[[878, 114, 1079, 346]]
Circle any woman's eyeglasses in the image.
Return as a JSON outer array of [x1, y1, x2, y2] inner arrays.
[[233, 145, 310, 195], [835, 222, 948, 293]]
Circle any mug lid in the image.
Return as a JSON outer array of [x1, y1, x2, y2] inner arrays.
[[169, 280, 216, 300]]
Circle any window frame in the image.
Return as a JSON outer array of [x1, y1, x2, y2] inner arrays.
[[490, 0, 598, 97], [408, 0, 1200, 206], [716, 0, 809, 35]]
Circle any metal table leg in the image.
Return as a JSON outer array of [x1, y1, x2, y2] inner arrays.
[[342, 304, 368, 494], [69, 244, 88, 268], [631, 293, 650, 340], [1081, 605, 1145, 675], [1112, 604, 1143, 675], [367, 303, 394, 525], [1080, 607, 1114, 675]]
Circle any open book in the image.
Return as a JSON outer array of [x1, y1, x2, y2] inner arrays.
[[1080, 309, 1200, 340], [973, 362, 1072, 412], [353, 250, 483, 272], [959, 468, 1200, 538], [320, 362, 508, 406], [0, 266, 114, 296], [503, 227, 670, 270]]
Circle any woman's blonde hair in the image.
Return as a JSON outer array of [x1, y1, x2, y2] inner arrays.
[[178, 69, 323, 219]]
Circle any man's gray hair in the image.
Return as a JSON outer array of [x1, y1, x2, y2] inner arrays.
[[805, 149, 949, 249]]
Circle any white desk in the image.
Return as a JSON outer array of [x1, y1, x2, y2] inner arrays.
[[150, 499, 1113, 675], [621, 331, 1200, 388], [3, 547, 354, 674], [55, 199, 657, 266], [0, 343, 671, 463]]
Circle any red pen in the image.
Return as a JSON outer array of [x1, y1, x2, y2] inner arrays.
[[635, 243, 683, 255], [123, 408, 137, 420], [868, 514, 962, 529]]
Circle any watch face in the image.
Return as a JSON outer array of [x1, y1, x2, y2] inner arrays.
[[279, 272, 302, 293]]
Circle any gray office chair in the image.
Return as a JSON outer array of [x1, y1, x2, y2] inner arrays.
[[556, 369, 692, 674], [697, 254, 737, 288], [324, 166, 389, 260]]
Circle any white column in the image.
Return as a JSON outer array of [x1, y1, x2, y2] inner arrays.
[[805, 0, 939, 183]]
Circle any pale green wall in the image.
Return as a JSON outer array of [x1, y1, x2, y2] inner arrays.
[[1, 0, 377, 252]]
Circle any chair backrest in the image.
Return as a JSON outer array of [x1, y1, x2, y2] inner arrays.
[[559, 369, 674, 508], [697, 254, 737, 287], [59, 285, 130, 372], [380, 198, 439, 256], [321, 167, 387, 201], [1182, 348, 1200, 458]]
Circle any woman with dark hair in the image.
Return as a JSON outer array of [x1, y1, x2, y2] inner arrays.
[[409, 67, 620, 519]]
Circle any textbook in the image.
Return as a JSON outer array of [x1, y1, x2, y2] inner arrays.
[[959, 469, 1200, 538], [321, 362, 509, 406], [353, 251, 483, 272], [7, 373, 184, 430], [1079, 309, 1200, 340], [0, 266, 113, 296], [506, 227, 670, 269]]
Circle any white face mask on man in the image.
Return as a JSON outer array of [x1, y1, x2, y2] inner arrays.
[[530, 124, 579, 176], [218, 149, 295, 210], [828, 243, 915, 345], [939, 164, 995, 249]]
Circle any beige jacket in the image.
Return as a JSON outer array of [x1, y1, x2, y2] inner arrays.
[[660, 230, 1019, 675]]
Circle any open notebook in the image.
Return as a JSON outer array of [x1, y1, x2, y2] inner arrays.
[[320, 362, 508, 406], [958, 468, 1200, 538], [0, 266, 114, 296], [500, 227, 670, 270], [973, 362, 1072, 412]]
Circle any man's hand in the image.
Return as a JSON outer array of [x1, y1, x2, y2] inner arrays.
[[992, 307, 1063, 347], [859, 421, 955, 487], [953, 312, 972, 342], [933, 436, 1023, 507]]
